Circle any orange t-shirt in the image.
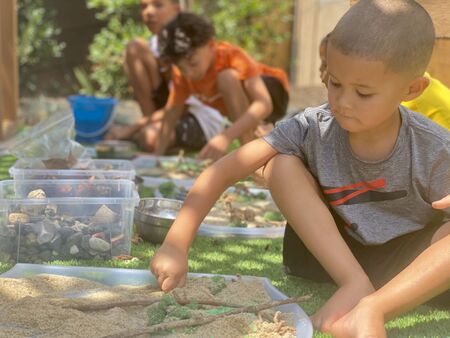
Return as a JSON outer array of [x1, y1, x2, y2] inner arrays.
[[165, 41, 289, 117]]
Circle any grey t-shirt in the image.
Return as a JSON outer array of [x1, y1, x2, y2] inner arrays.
[[264, 104, 450, 245]]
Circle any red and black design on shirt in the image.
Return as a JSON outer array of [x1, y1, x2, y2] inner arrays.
[[322, 178, 407, 206]]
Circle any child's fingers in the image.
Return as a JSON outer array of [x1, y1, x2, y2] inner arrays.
[[432, 195, 450, 209], [161, 275, 180, 292], [177, 274, 187, 289]]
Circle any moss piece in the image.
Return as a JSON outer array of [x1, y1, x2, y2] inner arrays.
[[147, 306, 167, 325], [170, 306, 192, 320], [204, 306, 233, 315], [263, 211, 284, 222], [209, 276, 227, 295], [139, 186, 155, 198], [158, 181, 176, 198], [230, 220, 247, 228]]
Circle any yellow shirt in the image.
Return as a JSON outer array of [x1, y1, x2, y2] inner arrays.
[[402, 73, 450, 130]]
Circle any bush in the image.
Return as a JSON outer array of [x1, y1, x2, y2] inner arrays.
[[81, 0, 293, 98], [80, 0, 150, 98], [18, 0, 65, 93], [192, 0, 293, 64]]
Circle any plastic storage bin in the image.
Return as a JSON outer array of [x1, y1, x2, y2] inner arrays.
[[68, 95, 117, 143], [9, 158, 136, 181], [0, 179, 139, 264]]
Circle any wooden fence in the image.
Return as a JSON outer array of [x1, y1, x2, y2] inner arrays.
[[0, 0, 18, 140]]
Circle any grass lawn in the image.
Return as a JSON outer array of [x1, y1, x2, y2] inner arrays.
[[0, 155, 448, 337]]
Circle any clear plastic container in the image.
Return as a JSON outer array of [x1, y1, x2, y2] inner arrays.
[[9, 159, 136, 181], [1, 264, 313, 338], [0, 179, 139, 264]]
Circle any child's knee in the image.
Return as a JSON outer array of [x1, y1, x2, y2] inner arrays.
[[125, 38, 152, 59], [217, 69, 243, 92], [135, 126, 159, 152]]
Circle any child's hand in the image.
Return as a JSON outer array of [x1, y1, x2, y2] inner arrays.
[[150, 242, 188, 292], [432, 195, 450, 209], [105, 125, 134, 140], [197, 134, 230, 161], [329, 297, 386, 338]]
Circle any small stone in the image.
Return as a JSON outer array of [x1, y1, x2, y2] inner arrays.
[[72, 221, 89, 233], [91, 205, 118, 225], [49, 234, 63, 251], [39, 250, 52, 262], [69, 245, 79, 255], [25, 233, 37, 245], [59, 226, 75, 239], [81, 235, 91, 251], [66, 232, 83, 247], [8, 213, 30, 224], [89, 237, 111, 252], [32, 221, 57, 245], [44, 204, 58, 218]]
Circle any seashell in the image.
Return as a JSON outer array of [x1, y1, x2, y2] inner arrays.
[[8, 213, 30, 224], [27, 189, 46, 199], [91, 205, 118, 225]]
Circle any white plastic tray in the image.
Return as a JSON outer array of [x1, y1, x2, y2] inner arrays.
[[133, 155, 197, 187], [199, 187, 285, 238], [1, 264, 313, 338]]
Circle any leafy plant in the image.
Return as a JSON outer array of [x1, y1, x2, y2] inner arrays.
[[79, 0, 150, 98], [192, 0, 293, 64], [18, 0, 65, 93]]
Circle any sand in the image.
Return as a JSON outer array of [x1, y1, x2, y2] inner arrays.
[[0, 274, 296, 338]]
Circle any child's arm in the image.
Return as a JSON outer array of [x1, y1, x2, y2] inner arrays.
[[150, 138, 278, 291], [154, 105, 184, 155], [330, 233, 450, 338], [198, 76, 272, 160]]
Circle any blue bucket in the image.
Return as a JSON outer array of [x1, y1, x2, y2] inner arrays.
[[68, 95, 118, 143]]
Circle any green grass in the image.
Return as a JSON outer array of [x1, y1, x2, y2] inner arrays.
[[0, 155, 448, 337]]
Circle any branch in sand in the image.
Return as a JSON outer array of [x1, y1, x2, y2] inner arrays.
[[101, 295, 312, 338]]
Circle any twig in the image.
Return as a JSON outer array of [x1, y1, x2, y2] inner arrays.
[[101, 295, 311, 338], [61, 293, 243, 312], [60, 292, 165, 311]]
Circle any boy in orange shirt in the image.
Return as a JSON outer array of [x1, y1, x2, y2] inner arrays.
[[152, 12, 289, 160]]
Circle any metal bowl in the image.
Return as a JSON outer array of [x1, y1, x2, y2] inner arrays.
[[134, 198, 183, 244]]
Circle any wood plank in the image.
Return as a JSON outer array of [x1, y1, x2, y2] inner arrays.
[[0, 0, 19, 140], [428, 38, 450, 88]]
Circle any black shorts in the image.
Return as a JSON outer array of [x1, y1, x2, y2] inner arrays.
[[283, 210, 449, 306], [174, 113, 207, 150], [262, 75, 289, 124], [151, 78, 170, 110]]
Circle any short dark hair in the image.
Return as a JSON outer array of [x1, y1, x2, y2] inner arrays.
[[158, 12, 215, 63], [330, 0, 435, 77]]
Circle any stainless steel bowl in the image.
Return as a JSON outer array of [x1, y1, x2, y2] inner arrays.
[[134, 198, 183, 243]]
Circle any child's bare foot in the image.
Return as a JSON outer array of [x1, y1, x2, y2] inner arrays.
[[311, 278, 374, 332], [105, 125, 135, 140], [329, 296, 386, 338]]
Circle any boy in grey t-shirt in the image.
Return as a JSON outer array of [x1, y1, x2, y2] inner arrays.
[[149, 0, 449, 333]]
